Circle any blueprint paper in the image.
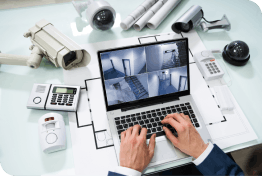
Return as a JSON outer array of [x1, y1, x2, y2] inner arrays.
[[64, 30, 257, 175], [208, 87, 258, 149]]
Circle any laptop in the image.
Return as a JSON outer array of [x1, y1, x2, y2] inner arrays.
[[97, 38, 212, 168]]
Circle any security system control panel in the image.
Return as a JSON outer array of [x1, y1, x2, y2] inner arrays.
[[194, 50, 225, 81], [27, 84, 80, 112]]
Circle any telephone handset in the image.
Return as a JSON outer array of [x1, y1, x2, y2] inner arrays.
[[193, 50, 224, 81]]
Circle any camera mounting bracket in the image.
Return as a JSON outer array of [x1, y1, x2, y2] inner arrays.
[[200, 15, 231, 32]]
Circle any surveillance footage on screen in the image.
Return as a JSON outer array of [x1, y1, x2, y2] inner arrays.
[[100, 41, 188, 106]]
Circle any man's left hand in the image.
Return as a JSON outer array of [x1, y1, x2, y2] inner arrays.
[[119, 125, 156, 172]]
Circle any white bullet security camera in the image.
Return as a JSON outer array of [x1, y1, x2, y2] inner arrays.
[[0, 19, 91, 70], [72, 0, 116, 31], [172, 5, 231, 33]]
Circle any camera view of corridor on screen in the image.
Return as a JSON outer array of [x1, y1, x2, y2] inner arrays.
[[100, 40, 188, 106]]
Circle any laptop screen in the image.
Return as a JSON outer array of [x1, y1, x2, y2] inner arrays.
[[99, 39, 189, 107]]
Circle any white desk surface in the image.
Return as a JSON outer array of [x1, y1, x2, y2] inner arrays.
[[1, 0, 262, 175]]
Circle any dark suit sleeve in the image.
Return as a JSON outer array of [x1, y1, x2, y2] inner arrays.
[[108, 171, 125, 176], [196, 144, 244, 176]]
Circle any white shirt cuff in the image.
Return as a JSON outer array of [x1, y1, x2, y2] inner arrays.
[[114, 166, 141, 176], [192, 142, 214, 166]]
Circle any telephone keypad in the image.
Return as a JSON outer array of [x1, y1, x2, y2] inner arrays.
[[50, 94, 74, 105], [205, 61, 221, 75]]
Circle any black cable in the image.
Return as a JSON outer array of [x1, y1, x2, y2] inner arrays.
[[202, 17, 220, 24]]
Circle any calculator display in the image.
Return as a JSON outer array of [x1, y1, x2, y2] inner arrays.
[[53, 87, 76, 94]]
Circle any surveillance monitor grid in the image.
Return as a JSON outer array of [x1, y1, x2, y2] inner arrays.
[[100, 40, 188, 106]]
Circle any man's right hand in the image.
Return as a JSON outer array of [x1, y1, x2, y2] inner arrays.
[[161, 113, 208, 159]]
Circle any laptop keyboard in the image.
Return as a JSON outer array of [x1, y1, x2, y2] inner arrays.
[[114, 102, 200, 141]]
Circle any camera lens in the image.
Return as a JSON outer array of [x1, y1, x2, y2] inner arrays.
[[64, 51, 76, 67], [93, 9, 115, 31], [181, 23, 190, 31], [172, 21, 193, 34], [180, 21, 193, 32]]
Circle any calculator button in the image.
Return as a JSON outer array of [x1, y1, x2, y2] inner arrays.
[[51, 103, 57, 105], [212, 62, 216, 65], [58, 103, 64, 105], [53, 94, 57, 96], [218, 70, 220, 73], [210, 72, 213, 74], [66, 104, 72, 106], [69, 101, 73, 104]]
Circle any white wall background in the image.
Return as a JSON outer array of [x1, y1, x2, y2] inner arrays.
[[148, 72, 160, 97], [110, 49, 133, 75], [170, 66, 187, 90], [101, 54, 113, 72], [133, 47, 146, 75], [145, 45, 163, 72]]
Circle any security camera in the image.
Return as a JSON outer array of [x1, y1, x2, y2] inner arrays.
[[0, 19, 91, 70], [172, 5, 231, 34], [72, 0, 116, 31]]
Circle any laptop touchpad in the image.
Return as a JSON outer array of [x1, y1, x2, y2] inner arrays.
[[150, 140, 177, 163]]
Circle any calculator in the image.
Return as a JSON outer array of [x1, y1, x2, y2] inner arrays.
[[27, 84, 80, 112]]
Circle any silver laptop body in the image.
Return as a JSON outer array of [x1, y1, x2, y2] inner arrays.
[[97, 38, 212, 169]]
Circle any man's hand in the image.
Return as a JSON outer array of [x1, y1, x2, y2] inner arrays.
[[119, 125, 156, 172], [161, 113, 208, 159]]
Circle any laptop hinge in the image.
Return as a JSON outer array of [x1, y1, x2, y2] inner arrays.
[[121, 97, 180, 112]]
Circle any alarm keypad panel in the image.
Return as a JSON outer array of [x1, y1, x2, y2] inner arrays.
[[27, 84, 80, 112], [205, 61, 221, 75], [50, 87, 77, 106]]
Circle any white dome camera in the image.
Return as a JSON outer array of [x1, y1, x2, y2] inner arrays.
[[72, 0, 116, 31]]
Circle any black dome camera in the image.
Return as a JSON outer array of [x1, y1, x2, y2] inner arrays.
[[222, 41, 250, 66], [93, 9, 115, 31]]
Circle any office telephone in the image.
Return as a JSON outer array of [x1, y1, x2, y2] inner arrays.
[[193, 50, 225, 81]]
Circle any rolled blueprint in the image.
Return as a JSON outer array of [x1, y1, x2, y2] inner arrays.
[[147, 0, 182, 29], [134, 0, 168, 31], [120, 0, 157, 30]]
